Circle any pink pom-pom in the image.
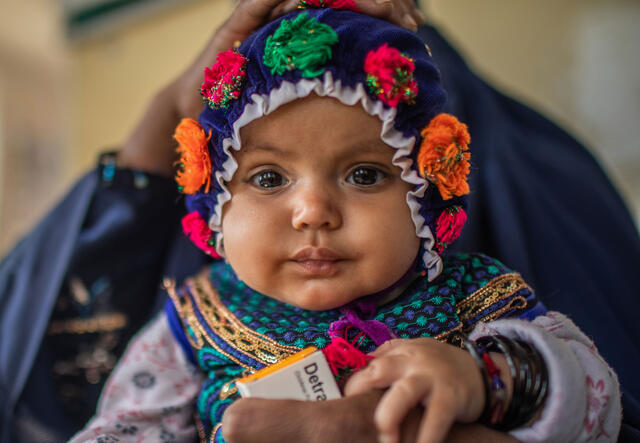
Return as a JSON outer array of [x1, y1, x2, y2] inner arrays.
[[364, 43, 418, 107], [201, 50, 247, 109], [182, 211, 221, 258], [321, 337, 373, 376], [434, 206, 467, 253]]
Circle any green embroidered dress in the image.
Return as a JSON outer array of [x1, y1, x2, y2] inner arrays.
[[166, 252, 544, 442]]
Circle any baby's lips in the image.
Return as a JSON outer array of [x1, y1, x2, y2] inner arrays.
[[291, 246, 343, 261]]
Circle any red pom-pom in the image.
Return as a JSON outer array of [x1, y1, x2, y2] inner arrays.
[[201, 49, 247, 109], [321, 337, 373, 376], [364, 43, 418, 107], [434, 206, 467, 253], [182, 211, 221, 258]]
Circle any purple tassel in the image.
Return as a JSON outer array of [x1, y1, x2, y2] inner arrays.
[[327, 260, 418, 346], [328, 300, 393, 346]]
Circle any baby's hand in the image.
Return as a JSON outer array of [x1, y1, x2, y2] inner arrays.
[[345, 338, 487, 443]]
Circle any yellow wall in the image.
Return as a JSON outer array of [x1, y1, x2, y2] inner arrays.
[[0, 0, 70, 253], [69, 0, 233, 173]]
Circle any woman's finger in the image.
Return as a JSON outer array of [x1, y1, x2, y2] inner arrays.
[[354, 0, 420, 31], [226, 0, 289, 32], [374, 376, 433, 443], [268, 0, 300, 21], [351, 0, 403, 30], [205, 0, 286, 61], [393, 0, 419, 32], [400, 0, 425, 28]]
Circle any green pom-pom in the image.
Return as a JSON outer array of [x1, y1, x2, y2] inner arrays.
[[263, 13, 338, 78]]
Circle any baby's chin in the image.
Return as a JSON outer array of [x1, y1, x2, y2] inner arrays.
[[269, 286, 375, 311]]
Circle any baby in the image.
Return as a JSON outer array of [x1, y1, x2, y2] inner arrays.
[[72, 7, 621, 443]]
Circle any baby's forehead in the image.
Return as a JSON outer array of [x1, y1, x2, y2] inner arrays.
[[240, 94, 384, 141], [237, 95, 391, 161]]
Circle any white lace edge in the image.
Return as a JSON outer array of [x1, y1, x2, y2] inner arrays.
[[207, 71, 443, 281]]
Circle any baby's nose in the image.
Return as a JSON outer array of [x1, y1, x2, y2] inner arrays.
[[291, 186, 342, 231]]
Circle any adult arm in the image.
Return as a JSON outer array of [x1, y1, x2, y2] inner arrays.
[[222, 393, 518, 443]]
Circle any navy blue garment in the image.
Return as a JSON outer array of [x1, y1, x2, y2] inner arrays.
[[416, 25, 640, 441], [0, 160, 207, 442], [0, 23, 638, 443]]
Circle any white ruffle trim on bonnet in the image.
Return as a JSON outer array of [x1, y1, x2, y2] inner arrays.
[[208, 70, 443, 282]]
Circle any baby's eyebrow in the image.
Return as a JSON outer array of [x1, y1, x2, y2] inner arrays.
[[240, 139, 391, 158], [241, 144, 290, 157], [344, 139, 391, 155]]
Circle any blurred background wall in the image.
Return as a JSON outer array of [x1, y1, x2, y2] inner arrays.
[[0, 0, 638, 254]]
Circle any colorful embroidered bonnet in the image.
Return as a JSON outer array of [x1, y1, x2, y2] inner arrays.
[[176, 9, 471, 282]]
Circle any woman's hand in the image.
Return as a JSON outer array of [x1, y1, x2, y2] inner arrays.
[[119, 0, 425, 175], [344, 338, 514, 443], [221, 389, 518, 443], [221, 391, 384, 443]]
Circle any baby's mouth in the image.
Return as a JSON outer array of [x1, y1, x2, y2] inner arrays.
[[290, 247, 345, 276]]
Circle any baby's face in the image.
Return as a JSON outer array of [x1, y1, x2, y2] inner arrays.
[[222, 95, 420, 310]]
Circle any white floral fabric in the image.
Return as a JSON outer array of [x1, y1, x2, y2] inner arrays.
[[68, 314, 203, 443]]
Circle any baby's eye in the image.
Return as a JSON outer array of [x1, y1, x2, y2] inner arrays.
[[250, 170, 288, 189], [347, 167, 386, 187]]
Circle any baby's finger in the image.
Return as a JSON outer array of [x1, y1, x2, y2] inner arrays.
[[344, 355, 405, 395], [369, 338, 408, 357], [374, 376, 432, 443], [415, 389, 456, 443]]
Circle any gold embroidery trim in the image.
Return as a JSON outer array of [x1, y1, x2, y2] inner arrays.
[[190, 271, 301, 364], [219, 379, 238, 400], [434, 321, 463, 344], [47, 312, 127, 335], [165, 270, 301, 371], [209, 422, 222, 443], [195, 413, 207, 443], [456, 273, 530, 333], [165, 278, 206, 350], [166, 277, 254, 369]]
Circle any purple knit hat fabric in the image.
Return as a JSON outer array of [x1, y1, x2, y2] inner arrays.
[[184, 9, 469, 280]]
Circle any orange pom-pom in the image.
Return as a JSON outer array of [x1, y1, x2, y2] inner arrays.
[[417, 113, 471, 200], [174, 118, 212, 194]]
